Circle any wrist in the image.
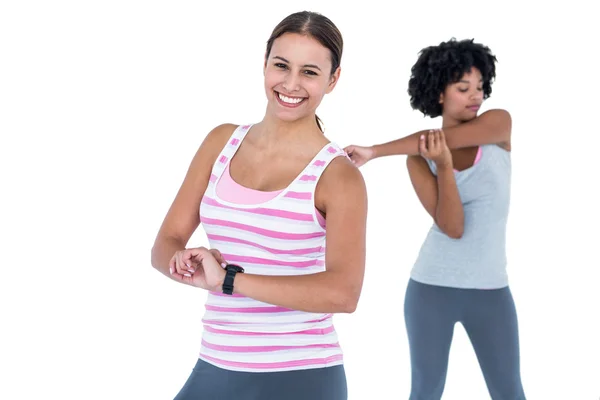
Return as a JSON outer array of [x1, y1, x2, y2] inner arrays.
[[436, 160, 454, 171], [370, 145, 380, 159], [216, 270, 226, 292], [222, 264, 244, 295]]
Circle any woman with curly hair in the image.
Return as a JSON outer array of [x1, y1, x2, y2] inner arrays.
[[344, 38, 526, 399]]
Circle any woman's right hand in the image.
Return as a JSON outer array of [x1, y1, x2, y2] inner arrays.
[[343, 145, 375, 167], [419, 129, 453, 168], [169, 247, 227, 287]]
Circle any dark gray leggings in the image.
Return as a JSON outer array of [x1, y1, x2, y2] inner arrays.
[[404, 279, 526, 400], [173, 358, 347, 400]]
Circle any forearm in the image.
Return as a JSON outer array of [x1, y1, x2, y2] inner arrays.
[[151, 236, 186, 278], [434, 164, 464, 238], [372, 129, 480, 158], [232, 270, 359, 314], [371, 111, 510, 158], [371, 132, 422, 158]]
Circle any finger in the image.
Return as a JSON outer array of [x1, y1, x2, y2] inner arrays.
[[169, 256, 176, 276], [197, 248, 222, 271], [210, 249, 227, 267], [181, 250, 198, 273], [179, 272, 193, 285], [428, 131, 435, 152], [439, 129, 448, 147], [190, 247, 211, 268], [419, 134, 428, 155], [169, 255, 186, 281], [175, 253, 190, 276]]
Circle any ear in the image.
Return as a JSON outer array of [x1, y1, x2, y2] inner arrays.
[[439, 92, 444, 104], [325, 67, 341, 94]]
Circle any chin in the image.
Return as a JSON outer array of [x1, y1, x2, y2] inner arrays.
[[460, 114, 478, 123], [272, 110, 306, 124]]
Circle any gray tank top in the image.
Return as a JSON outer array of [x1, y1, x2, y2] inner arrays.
[[410, 144, 511, 289]]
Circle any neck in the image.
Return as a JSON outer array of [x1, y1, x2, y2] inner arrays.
[[254, 113, 323, 147]]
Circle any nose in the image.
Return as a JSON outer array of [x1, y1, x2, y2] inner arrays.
[[471, 90, 483, 102], [282, 73, 300, 93]]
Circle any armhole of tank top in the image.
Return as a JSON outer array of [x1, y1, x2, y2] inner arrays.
[[426, 158, 437, 175], [309, 149, 346, 233], [494, 142, 511, 153]]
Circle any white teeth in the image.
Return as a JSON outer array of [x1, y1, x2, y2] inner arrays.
[[278, 93, 303, 104]]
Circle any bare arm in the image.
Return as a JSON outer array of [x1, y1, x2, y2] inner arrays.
[[150, 124, 236, 279], [372, 109, 512, 158], [232, 157, 368, 314], [407, 155, 464, 238]]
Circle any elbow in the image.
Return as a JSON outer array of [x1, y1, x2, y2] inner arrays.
[[436, 219, 464, 239], [150, 243, 166, 271], [333, 286, 361, 314], [340, 297, 359, 314], [150, 246, 159, 270], [444, 223, 464, 239], [336, 299, 358, 314], [150, 235, 180, 271], [446, 227, 464, 239]]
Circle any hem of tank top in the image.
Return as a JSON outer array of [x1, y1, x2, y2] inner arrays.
[[408, 275, 510, 290], [196, 354, 345, 373]]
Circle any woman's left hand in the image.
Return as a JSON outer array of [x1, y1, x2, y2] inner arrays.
[[170, 247, 227, 291]]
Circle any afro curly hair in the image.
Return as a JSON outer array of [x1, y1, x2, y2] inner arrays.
[[408, 38, 497, 118]]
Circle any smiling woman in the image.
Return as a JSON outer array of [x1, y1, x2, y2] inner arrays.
[[150, 10, 366, 400], [264, 12, 342, 133]]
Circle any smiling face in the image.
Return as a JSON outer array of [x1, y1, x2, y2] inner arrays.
[[439, 67, 485, 124], [264, 33, 340, 124]]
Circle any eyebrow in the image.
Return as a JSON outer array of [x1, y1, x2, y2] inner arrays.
[[459, 79, 484, 84], [274, 56, 322, 71]]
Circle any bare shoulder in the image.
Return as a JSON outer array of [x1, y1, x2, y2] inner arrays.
[[201, 123, 239, 152], [480, 108, 511, 121], [152, 123, 239, 243], [322, 155, 366, 188], [479, 109, 512, 131], [316, 155, 367, 213], [480, 109, 512, 151], [185, 123, 239, 183]]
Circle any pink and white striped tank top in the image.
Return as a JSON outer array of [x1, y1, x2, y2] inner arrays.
[[198, 124, 348, 373]]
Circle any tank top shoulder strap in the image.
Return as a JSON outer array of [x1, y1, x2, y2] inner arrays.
[[207, 124, 252, 191], [285, 142, 349, 199]]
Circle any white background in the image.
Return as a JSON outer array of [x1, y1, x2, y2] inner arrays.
[[1, 1, 599, 399]]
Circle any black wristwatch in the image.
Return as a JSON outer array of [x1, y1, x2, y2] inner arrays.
[[222, 264, 244, 295]]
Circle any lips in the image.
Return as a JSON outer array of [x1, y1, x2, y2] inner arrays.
[[467, 105, 481, 111], [275, 91, 307, 108]]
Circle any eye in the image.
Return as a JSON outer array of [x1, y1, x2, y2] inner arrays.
[[274, 63, 288, 69], [477, 87, 483, 92], [303, 70, 318, 76], [458, 88, 468, 93]]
